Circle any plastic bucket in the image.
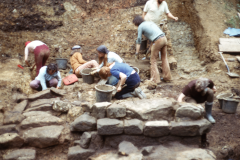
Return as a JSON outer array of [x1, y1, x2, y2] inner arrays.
[[95, 84, 116, 102], [80, 68, 94, 84], [216, 93, 233, 109], [56, 58, 68, 70], [131, 66, 139, 74], [222, 98, 239, 114]]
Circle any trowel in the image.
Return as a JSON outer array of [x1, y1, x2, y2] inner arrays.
[[219, 52, 240, 78]]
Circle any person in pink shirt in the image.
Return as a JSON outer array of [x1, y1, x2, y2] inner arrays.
[[24, 40, 50, 76]]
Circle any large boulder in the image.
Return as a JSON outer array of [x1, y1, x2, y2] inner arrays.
[[28, 89, 52, 100], [91, 102, 112, 119], [70, 113, 97, 132], [120, 98, 176, 121], [0, 133, 24, 149], [20, 114, 63, 129], [175, 103, 204, 122], [170, 119, 212, 136], [0, 124, 18, 135], [97, 118, 123, 135], [68, 146, 95, 160], [144, 121, 170, 137], [124, 119, 143, 135], [81, 102, 92, 112], [88, 131, 103, 150], [107, 103, 126, 118], [3, 149, 36, 160], [23, 125, 64, 148]]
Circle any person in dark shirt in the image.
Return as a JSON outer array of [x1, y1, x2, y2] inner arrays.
[[177, 78, 216, 123]]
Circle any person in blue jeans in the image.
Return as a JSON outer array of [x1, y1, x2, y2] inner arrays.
[[91, 45, 123, 86], [99, 62, 146, 99]]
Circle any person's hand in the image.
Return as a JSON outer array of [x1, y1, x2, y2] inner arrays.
[[117, 86, 122, 92], [90, 70, 98, 75], [174, 17, 178, 21], [56, 87, 59, 89]]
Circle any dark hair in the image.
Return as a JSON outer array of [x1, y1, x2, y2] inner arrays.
[[133, 15, 144, 26], [47, 63, 58, 73]]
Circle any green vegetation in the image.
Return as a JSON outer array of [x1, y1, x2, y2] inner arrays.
[[225, 16, 239, 28]]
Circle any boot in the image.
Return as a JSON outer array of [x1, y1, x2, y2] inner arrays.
[[205, 102, 216, 123], [122, 93, 134, 99], [131, 87, 146, 99]]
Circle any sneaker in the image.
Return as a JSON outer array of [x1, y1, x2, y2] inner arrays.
[[133, 87, 146, 99]]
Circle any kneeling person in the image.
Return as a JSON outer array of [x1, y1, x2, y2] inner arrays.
[[99, 62, 146, 99], [30, 63, 61, 91], [177, 78, 216, 123]]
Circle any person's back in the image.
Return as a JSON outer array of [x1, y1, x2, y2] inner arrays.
[[70, 52, 86, 72], [137, 21, 165, 42]]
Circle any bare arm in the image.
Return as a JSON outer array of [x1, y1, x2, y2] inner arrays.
[[167, 13, 178, 21], [142, 12, 147, 19], [177, 93, 185, 102], [117, 72, 127, 92], [136, 44, 141, 54]]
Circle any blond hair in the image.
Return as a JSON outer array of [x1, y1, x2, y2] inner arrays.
[[99, 66, 111, 79]]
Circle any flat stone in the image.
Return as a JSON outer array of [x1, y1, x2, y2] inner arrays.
[[80, 132, 92, 149], [144, 121, 170, 137], [3, 111, 25, 125], [23, 111, 52, 117], [3, 149, 36, 160], [0, 133, 24, 149], [74, 140, 81, 146], [25, 104, 53, 112], [68, 146, 95, 160], [124, 119, 143, 135], [237, 56, 240, 63], [28, 89, 52, 100], [97, 118, 123, 135], [89, 131, 103, 150], [72, 101, 81, 106], [50, 87, 66, 96], [120, 98, 175, 121], [30, 99, 54, 108], [175, 103, 204, 122], [81, 102, 92, 112], [20, 114, 63, 129], [91, 102, 112, 119], [70, 114, 97, 132], [171, 119, 212, 136], [12, 93, 28, 103], [12, 100, 28, 113], [141, 146, 154, 156], [227, 58, 235, 62], [52, 100, 71, 112], [118, 141, 138, 156], [23, 125, 64, 148], [89, 151, 143, 160], [0, 124, 18, 135], [176, 148, 216, 160], [107, 103, 126, 118]]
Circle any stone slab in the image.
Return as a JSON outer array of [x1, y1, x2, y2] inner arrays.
[[107, 103, 126, 118], [144, 121, 170, 137], [22, 111, 52, 117], [25, 104, 53, 112], [97, 118, 123, 135], [120, 98, 175, 121], [68, 146, 95, 160], [91, 102, 112, 119], [3, 149, 36, 160], [0, 133, 24, 149], [0, 124, 18, 135], [89, 131, 103, 150], [20, 114, 63, 129], [28, 89, 52, 100], [118, 141, 138, 156], [3, 111, 25, 125], [171, 119, 212, 136], [23, 125, 64, 148], [70, 114, 97, 132], [12, 100, 28, 113], [30, 99, 53, 108], [81, 102, 92, 112], [50, 87, 66, 96], [80, 132, 92, 149], [124, 119, 143, 135]]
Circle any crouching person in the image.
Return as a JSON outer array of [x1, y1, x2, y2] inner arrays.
[[30, 63, 61, 91], [70, 45, 99, 77], [99, 62, 146, 99], [177, 78, 217, 123]]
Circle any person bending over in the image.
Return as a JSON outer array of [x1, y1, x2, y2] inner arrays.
[[25, 40, 50, 76], [133, 15, 172, 83], [30, 63, 61, 91], [91, 45, 123, 85], [99, 62, 146, 99], [70, 45, 99, 77], [177, 78, 217, 123]]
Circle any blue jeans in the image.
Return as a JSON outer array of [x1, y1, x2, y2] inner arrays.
[[106, 75, 119, 86]]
